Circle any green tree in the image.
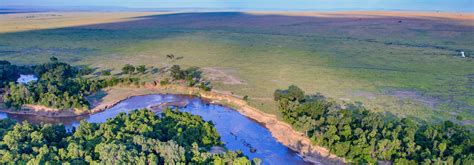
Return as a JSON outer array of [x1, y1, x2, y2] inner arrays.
[[438, 142, 447, 158], [137, 65, 146, 74], [170, 65, 184, 80], [50, 56, 58, 62], [101, 70, 111, 76], [122, 64, 135, 74]]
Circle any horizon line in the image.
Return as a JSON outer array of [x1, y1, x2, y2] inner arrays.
[[2, 5, 473, 13]]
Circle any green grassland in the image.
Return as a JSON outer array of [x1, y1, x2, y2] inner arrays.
[[1, 12, 473, 126]]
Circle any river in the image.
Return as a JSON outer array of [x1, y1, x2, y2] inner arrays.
[[0, 94, 315, 165]]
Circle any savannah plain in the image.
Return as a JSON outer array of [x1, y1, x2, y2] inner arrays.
[[1, 10, 473, 127]]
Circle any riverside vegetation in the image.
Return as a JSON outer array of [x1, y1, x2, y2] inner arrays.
[[1, 57, 139, 110], [0, 109, 259, 164], [1, 58, 472, 164], [1, 58, 209, 111], [274, 85, 473, 164], [0, 58, 255, 164]]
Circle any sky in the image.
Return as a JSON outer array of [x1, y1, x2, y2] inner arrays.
[[1, 0, 473, 12]]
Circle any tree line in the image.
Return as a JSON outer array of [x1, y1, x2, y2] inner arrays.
[[0, 109, 260, 164], [274, 85, 473, 164]]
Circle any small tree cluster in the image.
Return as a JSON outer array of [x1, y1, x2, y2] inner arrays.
[[122, 64, 147, 74], [168, 65, 211, 90]]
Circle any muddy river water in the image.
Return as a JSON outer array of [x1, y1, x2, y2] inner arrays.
[[0, 94, 320, 164]]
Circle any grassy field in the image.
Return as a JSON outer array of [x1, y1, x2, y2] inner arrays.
[[1, 11, 473, 126]]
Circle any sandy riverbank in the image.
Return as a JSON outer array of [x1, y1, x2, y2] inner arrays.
[[0, 104, 87, 117], [0, 83, 345, 164]]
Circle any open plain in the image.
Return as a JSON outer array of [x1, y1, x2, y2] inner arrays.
[[1, 10, 473, 127]]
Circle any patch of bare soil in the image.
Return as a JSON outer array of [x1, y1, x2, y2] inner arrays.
[[203, 67, 245, 85], [0, 104, 85, 118]]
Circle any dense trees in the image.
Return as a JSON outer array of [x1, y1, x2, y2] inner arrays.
[[2, 59, 141, 110], [0, 109, 259, 164], [0, 60, 29, 88], [4, 61, 97, 110], [0, 119, 15, 139], [0, 60, 19, 87], [274, 85, 473, 164]]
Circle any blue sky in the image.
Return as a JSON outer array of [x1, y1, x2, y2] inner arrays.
[[1, 0, 473, 12]]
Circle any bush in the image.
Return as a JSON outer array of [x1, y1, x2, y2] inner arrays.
[[101, 70, 111, 76], [160, 78, 169, 86], [170, 65, 184, 80], [122, 64, 135, 74], [78, 66, 94, 75], [198, 82, 211, 91], [137, 65, 146, 74]]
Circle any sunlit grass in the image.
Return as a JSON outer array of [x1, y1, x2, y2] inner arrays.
[[0, 12, 473, 126]]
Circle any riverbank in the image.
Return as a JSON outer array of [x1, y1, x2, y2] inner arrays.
[[0, 83, 345, 164], [0, 104, 87, 118], [158, 85, 345, 164]]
